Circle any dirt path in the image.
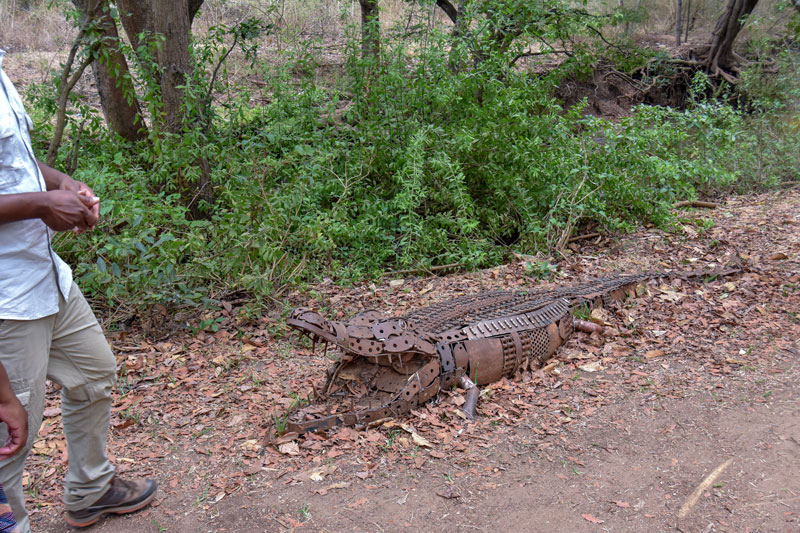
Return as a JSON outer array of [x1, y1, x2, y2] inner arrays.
[[29, 189, 799, 532]]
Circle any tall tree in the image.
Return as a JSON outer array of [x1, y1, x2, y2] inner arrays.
[[151, 0, 193, 133], [116, 0, 214, 216], [702, 0, 759, 79], [71, 0, 145, 142], [67, 0, 206, 139], [115, 0, 205, 133], [435, 0, 459, 24]]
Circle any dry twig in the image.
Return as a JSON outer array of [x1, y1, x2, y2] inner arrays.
[[674, 200, 719, 209], [677, 458, 733, 519]]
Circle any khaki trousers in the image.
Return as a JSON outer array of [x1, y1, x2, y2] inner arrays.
[[0, 283, 116, 532]]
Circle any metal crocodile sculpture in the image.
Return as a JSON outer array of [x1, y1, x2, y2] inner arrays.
[[286, 268, 738, 434]]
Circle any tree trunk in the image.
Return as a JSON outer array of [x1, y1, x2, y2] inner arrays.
[[684, 0, 691, 42], [117, 0, 203, 120], [116, 0, 152, 55], [151, 0, 193, 133], [118, 0, 201, 51], [675, 0, 683, 45], [703, 0, 759, 77], [436, 0, 458, 24], [72, 0, 146, 142], [188, 0, 204, 23], [358, 0, 380, 59]]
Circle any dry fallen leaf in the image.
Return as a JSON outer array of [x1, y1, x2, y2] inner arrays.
[[278, 442, 300, 456], [767, 252, 788, 261], [240, 439, 260, 452], [411, 432, 432, 448], [657, 288, 683, 302], [113, 419, 135, 430], [42, 407, 60, 418], [581, 513, 604, 524], [645, 349, 665, 359], [314, 482, 350, 496], [274, 432, 299, 445], [436, 486, 460, 499], [347, 497, 369, 509], [590, 308, 609, 326], [578, 361, 604, 373], [400, 423, 432, 447], [309, 464, 338, 482]]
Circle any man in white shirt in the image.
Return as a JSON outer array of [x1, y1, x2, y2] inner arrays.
[[0, 49, 156, 530]]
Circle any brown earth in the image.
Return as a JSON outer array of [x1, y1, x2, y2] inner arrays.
[[20, 188, 799, 533]]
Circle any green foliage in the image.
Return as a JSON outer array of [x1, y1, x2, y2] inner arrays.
[[525, 260, 556, 280], [23, 0, 800, 318]]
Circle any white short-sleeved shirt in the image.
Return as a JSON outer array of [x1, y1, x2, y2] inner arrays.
[[0, 49, 72, 320]]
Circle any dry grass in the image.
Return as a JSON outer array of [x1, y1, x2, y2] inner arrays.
[[609, 0, 790, 44], [0, 0, 72, 53], [194, 0, 416, 41]]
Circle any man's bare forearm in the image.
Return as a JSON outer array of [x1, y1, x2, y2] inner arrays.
[[1, 162, 99, 230], [0, 189, 97, 230], [0, 192, 49, 224], [0, 363, 17, 404], [37, 160, 73, 191]]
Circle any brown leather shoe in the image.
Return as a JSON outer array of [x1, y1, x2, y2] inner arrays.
[[65, 476, 157, 528]]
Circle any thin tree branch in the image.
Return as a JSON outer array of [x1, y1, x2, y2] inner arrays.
[[202, 31, 240, 124], [510, 49, 572, 66]]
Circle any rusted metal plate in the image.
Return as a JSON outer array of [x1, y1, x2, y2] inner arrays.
[[463, 338, 504, 385], [350, 310, 384, 326], [371, 319, 406, 339], [348, 337, 383, 356], [384, 333, 415, 353], [347, 325, 375, 339]]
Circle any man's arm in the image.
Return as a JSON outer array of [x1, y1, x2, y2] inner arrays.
[[36, 159, 100, 231], [0, 161, 99, 231], [0, 190, 97, 230], [38, 160, 85, 193], [0, 362, 27, 461]]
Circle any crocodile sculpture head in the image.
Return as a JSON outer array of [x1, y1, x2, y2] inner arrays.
[[285, 308, 443, 433]]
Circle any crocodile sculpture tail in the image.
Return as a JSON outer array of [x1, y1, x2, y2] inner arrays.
[[285, 268, 739, 434]]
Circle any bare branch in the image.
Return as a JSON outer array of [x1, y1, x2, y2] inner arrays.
[[510, 49, 572, 67], [46, 25, 101, 166]]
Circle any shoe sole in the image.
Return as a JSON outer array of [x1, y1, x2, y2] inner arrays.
[[64, 489, 157, 528]]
